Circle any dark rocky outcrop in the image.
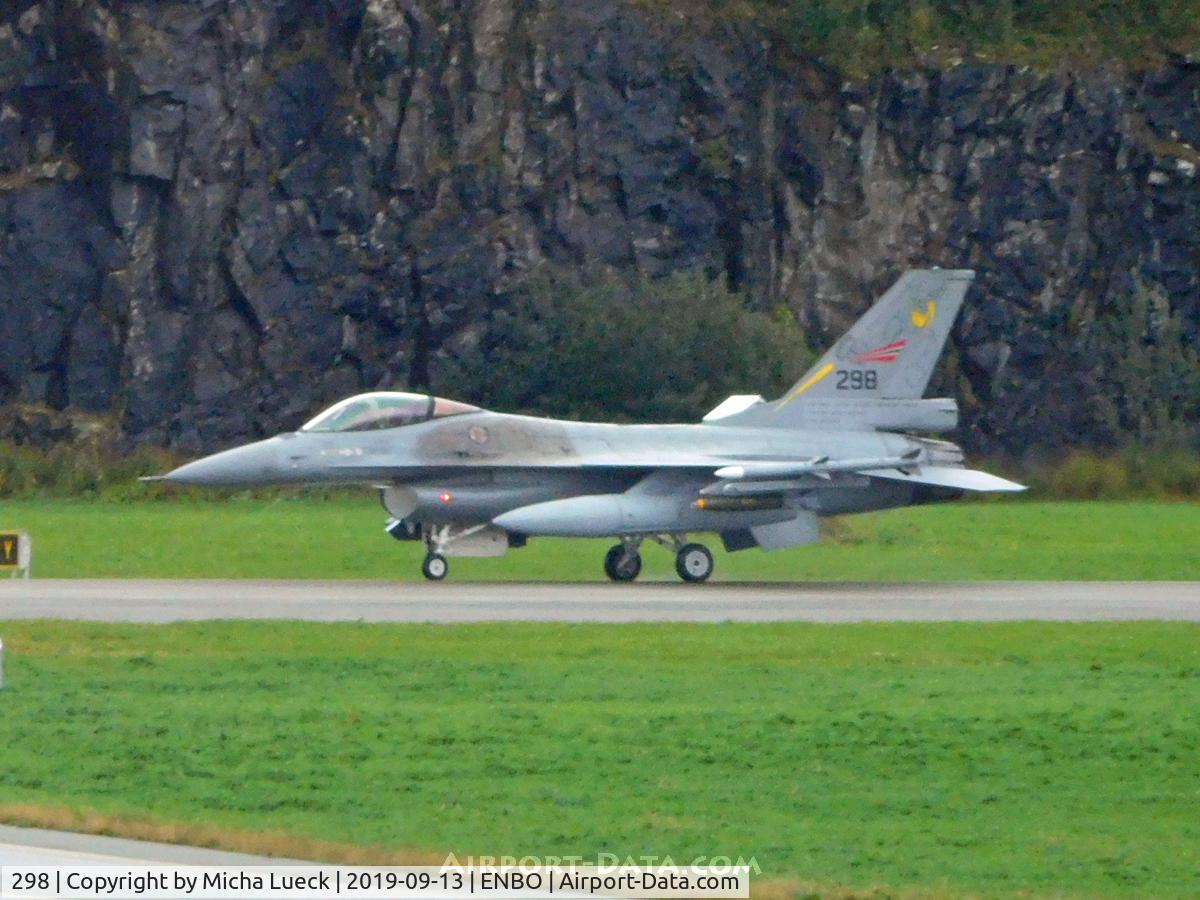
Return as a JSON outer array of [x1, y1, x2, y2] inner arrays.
[[1, 0, 1197, 453]]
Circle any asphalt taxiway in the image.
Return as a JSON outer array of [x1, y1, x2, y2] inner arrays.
[[0, 579, 1196, 622]]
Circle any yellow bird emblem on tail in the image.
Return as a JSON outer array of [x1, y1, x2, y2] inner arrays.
[[912, 301, 936, 329]]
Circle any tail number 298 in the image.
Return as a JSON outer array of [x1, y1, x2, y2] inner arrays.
[[836, 369, 877, 390]]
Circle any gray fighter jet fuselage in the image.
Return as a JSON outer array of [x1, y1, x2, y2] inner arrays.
[[161, 269, 1024, 581]]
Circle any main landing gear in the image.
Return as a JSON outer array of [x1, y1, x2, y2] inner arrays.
[[603, 542, 642, 582], [675, 543, 714, 583], [602, 535, 715, 583]]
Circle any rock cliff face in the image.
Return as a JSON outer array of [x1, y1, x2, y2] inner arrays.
[[1, 0, 1197, 453]]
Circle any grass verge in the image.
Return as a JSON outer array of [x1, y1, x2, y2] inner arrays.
[[0, 621, 1197, 897], [0, 498, 1194, 580]]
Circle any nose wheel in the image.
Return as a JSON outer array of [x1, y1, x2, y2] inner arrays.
[[422, 552, 448, 581], [675, 543, 714, 582], [603, 544, 642, 582]]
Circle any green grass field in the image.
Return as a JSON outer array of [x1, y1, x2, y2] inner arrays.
[[0, 498, 1195, 580], [0, 621, 1197, 897]]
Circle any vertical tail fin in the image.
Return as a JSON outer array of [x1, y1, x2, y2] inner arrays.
[[777, 269, 974, 405], [706, 269, 974, 430]]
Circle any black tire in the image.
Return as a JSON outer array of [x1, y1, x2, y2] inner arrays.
[[603, 545, 642, 582], [422, 552, 448, 581], [675, 543, 713, 583]]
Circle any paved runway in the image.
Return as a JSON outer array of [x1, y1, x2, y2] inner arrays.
[[0, 825, 299, 865], [0, 579, 1196, 622]]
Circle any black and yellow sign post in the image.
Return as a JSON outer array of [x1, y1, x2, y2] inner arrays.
[[0, 531, 30, 578]]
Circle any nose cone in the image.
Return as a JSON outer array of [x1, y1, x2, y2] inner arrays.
[[164, 437, 285, 486]]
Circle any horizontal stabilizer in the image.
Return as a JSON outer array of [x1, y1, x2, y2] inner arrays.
[[861, 466, 1026, 493], [703, 394, 766, 422]]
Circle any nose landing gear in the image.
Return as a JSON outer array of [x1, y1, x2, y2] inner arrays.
[[417, 524, 490, 581], [422, 552, 448, 580]]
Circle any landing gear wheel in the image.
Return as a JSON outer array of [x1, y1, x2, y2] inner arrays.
[[422, 552, 448, 581], [604, 545, 642, 582], [675, 543, 713, 583]]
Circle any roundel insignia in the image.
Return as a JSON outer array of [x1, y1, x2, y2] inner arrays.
[[468, 425, 490, 444]]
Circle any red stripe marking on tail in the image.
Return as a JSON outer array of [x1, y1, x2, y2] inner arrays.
[[852, 339, 907, 364]]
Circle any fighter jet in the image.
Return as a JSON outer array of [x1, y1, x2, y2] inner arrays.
[[160, 268, 1024, 581]]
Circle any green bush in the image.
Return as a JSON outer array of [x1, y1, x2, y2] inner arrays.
[[1023, 447, 1200, 500], [0, 439, 183, 501], [0, 438, 371, 503], [436, 266, 815, 423], [1031, 451, 1131, 500]]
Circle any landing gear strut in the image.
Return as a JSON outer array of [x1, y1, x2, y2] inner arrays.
[[421, 524, 452, 581]]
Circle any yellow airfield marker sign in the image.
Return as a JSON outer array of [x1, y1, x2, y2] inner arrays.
[[0, 531, 31, 578]]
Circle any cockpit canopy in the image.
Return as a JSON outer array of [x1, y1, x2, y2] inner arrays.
[[300, 392, 479, 433]]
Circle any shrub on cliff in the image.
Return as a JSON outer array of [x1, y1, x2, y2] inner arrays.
[[1025, 448, 1200, 500], [0, 438, 180, 500], [1082, 277, 1200, 449], [437, 266, 813, 424], [686, 0, 1200, 69]]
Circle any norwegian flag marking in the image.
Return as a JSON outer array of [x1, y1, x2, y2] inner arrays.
[[852, 339, 907, 364]]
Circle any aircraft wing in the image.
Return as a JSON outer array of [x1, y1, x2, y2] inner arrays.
[[325, 452, 1024, 493], [702, 456, 1025, 496], [858, 466, 1026, 492]]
